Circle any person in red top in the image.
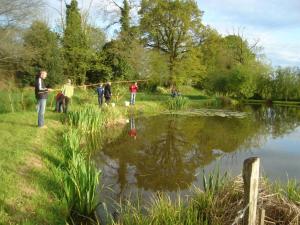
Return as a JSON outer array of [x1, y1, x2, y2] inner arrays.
[[129, 82, 138, 105], [55, 91, 64, 112]]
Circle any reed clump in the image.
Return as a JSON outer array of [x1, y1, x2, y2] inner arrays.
[[107, 175, 300, 225], [166, 96, 189, 110], [61, 129, 101, 224]]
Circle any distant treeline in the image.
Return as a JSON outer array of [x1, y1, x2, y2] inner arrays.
[[0, 0, 299, 101]]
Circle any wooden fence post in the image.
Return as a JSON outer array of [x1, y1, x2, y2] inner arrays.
[[243, 157, 260, 225], [259, 208, 265, 225]]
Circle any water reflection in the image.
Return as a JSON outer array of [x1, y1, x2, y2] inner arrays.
[[128, 116, 137, 140], [94, 105, 300, 208]]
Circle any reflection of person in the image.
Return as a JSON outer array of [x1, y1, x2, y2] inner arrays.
[[104, 82, 112, 104], [96, 83, 104, 106], [128, 117, 137, 139], [55, 91, 64, 112], [61, 79, 74, 113], [35, 70, 51, 128], [129, 82, 138, 105]]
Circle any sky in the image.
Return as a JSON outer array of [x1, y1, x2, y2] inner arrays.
[[196, 0, 300, 67], [46, 0, 300, 67]]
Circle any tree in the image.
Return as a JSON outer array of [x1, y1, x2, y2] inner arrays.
[[0, 0, 44, 28], [21, 21, 63, 87], [63, 0, 89, 84], [0, 0, 44, 84], [85, 26, 112, 83], [139, 0, 203, 84], [120, 0, 130, 33]]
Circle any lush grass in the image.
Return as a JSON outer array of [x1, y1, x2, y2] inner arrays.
[[0, 111, 67, 224], [166, 96, 189, 110]]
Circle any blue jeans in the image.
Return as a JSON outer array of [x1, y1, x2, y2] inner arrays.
[[130, 93, 136, 105], [98, 96, 103, 106], [37, 99, 47, 127]]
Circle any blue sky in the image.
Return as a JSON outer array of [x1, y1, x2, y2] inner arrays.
[[46, 0, 300, 67], [197, 0, 300, 67]]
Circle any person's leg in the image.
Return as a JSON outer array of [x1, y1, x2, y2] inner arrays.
[[133, 93, 136, 105], [105, 97, 110, 104], [64, 97, 70, 113], [130, 93, 134, 105], [38, 99, 46, 127], [100, 96, 103, 105], [56, 100, 60, 112], [98, 96, 101, 106]]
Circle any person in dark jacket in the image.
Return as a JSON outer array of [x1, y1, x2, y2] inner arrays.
[[96, 83, 104, 106], [35, 70, 51, 128], [104, 82, 112, 104]]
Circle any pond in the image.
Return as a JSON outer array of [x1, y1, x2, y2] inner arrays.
[[93, 104, 300, 216]]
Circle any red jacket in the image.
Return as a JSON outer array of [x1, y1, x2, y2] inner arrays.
[[129, 84, 138, 93]]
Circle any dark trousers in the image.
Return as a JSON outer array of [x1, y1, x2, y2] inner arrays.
[[105, 96, 111, 104], [63, 96, 70, 113]]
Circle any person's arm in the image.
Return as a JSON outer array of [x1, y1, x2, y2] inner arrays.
[[70, 86, 74, 97]]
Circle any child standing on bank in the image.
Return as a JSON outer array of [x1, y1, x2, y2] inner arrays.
[[129, 82, 138, 105]]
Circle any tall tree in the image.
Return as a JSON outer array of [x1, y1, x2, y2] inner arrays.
[[139, 0, 203, 84], [21, 21, 63, 87], [120, 0, 130, 33], [63, 0, 88, 84]]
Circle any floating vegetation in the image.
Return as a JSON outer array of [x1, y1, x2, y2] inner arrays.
[[163, 108, 249, 118]]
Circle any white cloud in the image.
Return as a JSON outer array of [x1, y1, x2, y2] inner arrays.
[[198, 0, 300, 66]]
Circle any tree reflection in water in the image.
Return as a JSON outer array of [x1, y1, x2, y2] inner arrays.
[[93, 105, 300, 205]]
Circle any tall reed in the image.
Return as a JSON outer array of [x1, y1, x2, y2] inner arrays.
[[61, 128, 101, 223], [166, 96, 189, 110], [67, 105, 105, 133]]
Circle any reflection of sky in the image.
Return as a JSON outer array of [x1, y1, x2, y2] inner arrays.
[[201, 126, 300, 184]]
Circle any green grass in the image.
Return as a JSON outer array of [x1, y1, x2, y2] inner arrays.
[[0, 111, 67, 224], [166, 96, 189, 110]]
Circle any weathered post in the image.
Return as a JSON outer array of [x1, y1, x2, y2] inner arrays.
[[259, 208, 265, 225], [243, 157, 260, 225]]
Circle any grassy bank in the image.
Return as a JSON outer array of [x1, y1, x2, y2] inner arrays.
[[0, 112, 67, 224]]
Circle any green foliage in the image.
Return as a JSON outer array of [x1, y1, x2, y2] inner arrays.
[[0, 88, 35, 113], [166, 96, 189, 110], [22, 20, 63, 87], [120, 0, 130, 33], [63, 155, 100, 220], [139, 0, 204, 83], [276, 179, 300, 204], [109, 192, 214, 225], [63, 0, 89, 84], [67, 104, 105, 133], [202, 168, 228, 194]]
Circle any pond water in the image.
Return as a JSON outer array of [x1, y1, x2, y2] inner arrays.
[[94, 104, 300, 215]]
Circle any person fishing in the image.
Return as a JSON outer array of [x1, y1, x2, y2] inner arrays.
[[129, 82, 138, 105], [104, 81, 112, 104], [61, 79, 74, 113], [96, 83, 104, 106], [34, 70, 52, 128]]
